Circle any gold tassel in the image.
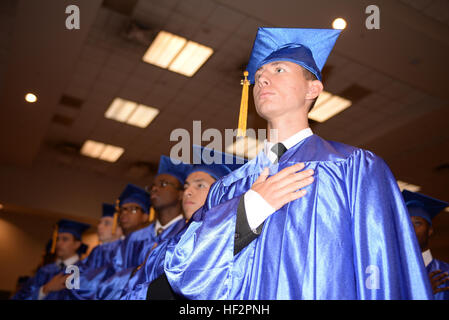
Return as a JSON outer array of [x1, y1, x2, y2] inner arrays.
[[112, 199, 120, 235], [237, 71, 250, 137], [149, 207, 156, 223], [50, 224, 58, 254]]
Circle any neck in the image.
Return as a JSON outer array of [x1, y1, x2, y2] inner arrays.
[[156, 203, 182, 226], [267, 114, 309, 143]]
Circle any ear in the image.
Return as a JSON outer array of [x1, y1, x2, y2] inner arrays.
[[306, 80, 323, 100], [428, 226, 434, 238]]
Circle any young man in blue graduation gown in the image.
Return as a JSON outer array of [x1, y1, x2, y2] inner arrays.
[[12, 219, 90, 300], [403, 190, 449, 300], [79, 203, 124, 271], [93, 156, 190, 299], [120, 146, 246, 300], [60, 184, 152, 299], [163, 28, 433, 299], [98, 203, 123, 244]]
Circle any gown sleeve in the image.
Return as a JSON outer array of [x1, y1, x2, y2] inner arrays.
[[347, 149, 433, 299]]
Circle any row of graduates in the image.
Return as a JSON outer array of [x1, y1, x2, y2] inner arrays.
[[12, 27, 449, 300], [12, 145, 247, 300], [12, 146, 449, 300]]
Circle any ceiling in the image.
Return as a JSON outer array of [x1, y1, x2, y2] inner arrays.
[[0, 0, 448, 256]]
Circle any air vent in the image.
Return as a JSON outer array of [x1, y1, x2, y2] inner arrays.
[[338, 84, 372, 103], [59, 94, 84, 109], [51, 114, 74, 127], [434, 163, 449, 173], [102, 0, 138, 16], [54, 141, 81, 155]]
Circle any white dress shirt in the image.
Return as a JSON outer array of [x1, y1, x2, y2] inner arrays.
[[245, 128, 314, 231], [38, 254, 79, 300], [422, 249, 433, 268], [154, 214, 184, 236]]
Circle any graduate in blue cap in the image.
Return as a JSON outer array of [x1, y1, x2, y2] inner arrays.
[[59, 184, 153, 299], [403, 190, 449, 300], [12, 219, 90, 300], [97, 203, 123, 244], [120, 146, 247, 300], [91, 158, 191, 299], [162, 27, 433, 299]]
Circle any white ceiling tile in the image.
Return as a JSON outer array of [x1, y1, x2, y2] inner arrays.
[[175, 0, 216, 21]]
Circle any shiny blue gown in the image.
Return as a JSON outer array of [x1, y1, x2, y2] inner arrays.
[[164, 134, 433, 299], [12, 262, 75, 300], [426, 258, 449, 300], [59, 220, 185, 299]]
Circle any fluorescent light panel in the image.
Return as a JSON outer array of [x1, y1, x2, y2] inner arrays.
[[143, 30, 213, 77], [81, 140, 124, 163], [308, 91, 352, 122], [397, 180, 421, 192], [226, 136, 264, 160], [105, 98, 159, 128]]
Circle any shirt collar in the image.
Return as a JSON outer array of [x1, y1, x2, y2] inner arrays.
[[56, 254, 79, 267], [422, 249, 433, 267], [154, 214, 183, 236], [264, 127, 313, 163]]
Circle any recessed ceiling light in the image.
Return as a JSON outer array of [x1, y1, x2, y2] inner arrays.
[[25, 93, 37, 103], [332, 18, 347, 30], [105, 98, 159, 128], [0, 203, 3, 210], [80, 140, 124, 163], [143, 30, 213, 77], [308, 91, 352, 122]]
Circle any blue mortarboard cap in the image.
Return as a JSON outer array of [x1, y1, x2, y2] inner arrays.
[[57, 219, 91, 240], [118, 184, 151, 213], [246, 28, 341, 83], [102, 203, 116, 218], [402, 190, 448, 225], [189, 145, 247, 180], [157, 155, 191, 185]]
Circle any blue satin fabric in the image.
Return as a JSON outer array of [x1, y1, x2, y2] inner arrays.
[[426, 259, 449, 300], [12, 263, 66, 300], [98, 219, 186, 300], [121, 213, 203, 299], [59, 223, 159, 300], [164, 134, 433, 300]]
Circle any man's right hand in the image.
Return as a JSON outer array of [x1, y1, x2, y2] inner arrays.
[[251, 163, 314, 211], [42, 273, 69, 294], [429, 269, 449, 295]]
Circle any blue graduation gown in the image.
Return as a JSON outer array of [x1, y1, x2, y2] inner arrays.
[[120, 219, 190, 300], [164, 134, 433, 299], [59, 223, 157, 299], [426, 258, 449, 300], [12, 262, 71, 300], [97, 219, 186, 300]]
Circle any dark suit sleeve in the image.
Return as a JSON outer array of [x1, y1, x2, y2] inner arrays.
[[234, 195, 264, 256]]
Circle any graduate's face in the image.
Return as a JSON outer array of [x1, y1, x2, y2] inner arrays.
[[411, 216, 433, 251], [253, 61, 322, 121], [118, 202, 148, 235], [150, 174, 183, 211], [56, 232, 81, 260], [97, 216, 122, 243], [182, 171, 216, 220]]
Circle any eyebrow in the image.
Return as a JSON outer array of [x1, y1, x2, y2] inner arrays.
[[256, 61, 286, 73], [185, 179, 207, 185]]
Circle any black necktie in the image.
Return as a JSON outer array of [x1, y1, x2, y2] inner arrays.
[[271, 143, 287, 164], [59, 262, 66, 271]]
